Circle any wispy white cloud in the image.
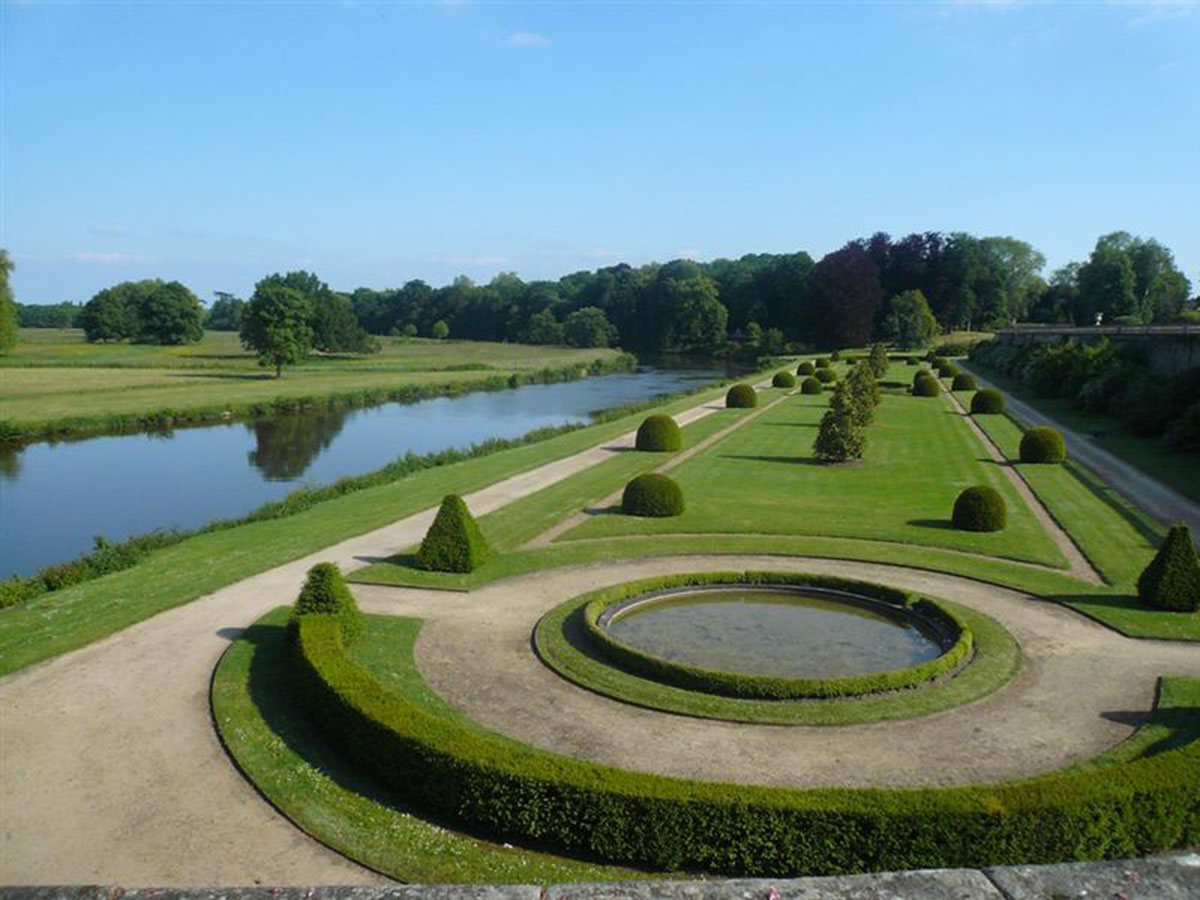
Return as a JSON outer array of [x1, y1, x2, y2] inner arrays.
[[71, 251, 152, 264], [506, 31, 550, 48], [89, 225, 129, 238], [1121, 1, 1198, 27], [430, 253, 511, 267]]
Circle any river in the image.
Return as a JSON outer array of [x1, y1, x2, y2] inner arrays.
[[0, 362, 729, 578]]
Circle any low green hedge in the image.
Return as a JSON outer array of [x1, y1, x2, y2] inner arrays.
[[293, 615, 1200, 876], [578, 572, 972, 700]]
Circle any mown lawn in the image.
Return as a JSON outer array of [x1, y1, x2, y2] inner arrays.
[[558, 372, 1067, 569]]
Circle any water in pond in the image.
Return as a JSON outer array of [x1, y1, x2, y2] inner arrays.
[[606, 588, 943, 678], [0, 363, 729, 578]]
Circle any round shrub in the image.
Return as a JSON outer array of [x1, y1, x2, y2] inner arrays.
[[1019, 426, 1066, 464], [796, 362, 815, 376], [912, 373, 940, 397], [772, 371, 797, 388], [952, 373, 977, 391], [905, 357, 919, 366], [830, 349, 841, 362], [815, 358, 831, 369], [622, 473, 684, 518], [971, 389, 1005, 415], [936, 360, 960, 378], [815, 368, 836, 384], [800, 376, 823, 395], [952, 486, 1007, 532], [726, 383, 758, 408], [635, 414, 682, 452]]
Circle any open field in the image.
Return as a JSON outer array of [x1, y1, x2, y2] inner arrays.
[[0, 329, 625, 438]]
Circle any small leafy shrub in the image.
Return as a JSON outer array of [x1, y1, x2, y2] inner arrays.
[[952, 373, 977, 391], [905, 357, 919, 366], [796, 362, 815, 376], [815, 358, 830, 369], [635, 414, 682, 452], [800, 377, 823, 395], [815, 368, 836, 384], [912, 373, 940, 397], [38, 560, 91, 592], [971, 389, 1005, 415], [952, 486, 1007, 532], [1138, 525, 1200, 612], [772, 371, 797, 388], [868, 343, 889, 378], [622, 473, 684, 517], [936, 360, 960, 378], [1019, 426, 1066, 464], [292, 562, 364, 644], [830, 349, 841, 362], [416, 494, 491, 572], [725, 383, 758, 408]]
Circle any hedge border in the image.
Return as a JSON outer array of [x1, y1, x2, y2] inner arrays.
[[293, 612, 1200, 876], [577, 572, 972, 700]]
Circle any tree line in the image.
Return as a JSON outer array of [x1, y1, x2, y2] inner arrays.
[[4, 230, 1196, 356]]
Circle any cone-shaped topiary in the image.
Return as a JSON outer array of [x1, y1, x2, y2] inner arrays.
[[635, 414, 682, 452], [726, 383, 758, 408], [815, 368, 836, 384], [912, 373, 940, 397], [952, 373, 977, 391], [772, 371, 797, 388], [1137, 525, 1200, 612], [797, 361, 815, 376], [971, 388, 1005, 415], [622, 473, 684, 517], [417, 494, 491, 572], [292, 562, 364, 643], [815, 358, 831, 369], [800, 376, 823, 395], [1020, 426, 1066, 464], [830, 349, 842, 362], [952, 486, 1007, 532]]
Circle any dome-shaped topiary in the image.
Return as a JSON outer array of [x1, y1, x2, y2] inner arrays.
[[800, 376, 823, 395], [952, 373, 977, 391], [772, 371, 797, 388], [622, 473, 684, 517], [292, 562, 364, 643], [796, 361, 815, 376], [830, 349, 842, 361], [971, 388, 1005, 414], [417, 494, 491, 572], [912, 373, 940, 397], [815, 368, 836, 384], [935, 360, 960, 378], [1137, 524, 1200, 612], [726, 383, 758, 408], [1019, 426, 1066, 464], [952, 486, 1007, 532], [905, 357, 919, 366], [815, 358, 831, 369], [635, 414, 682, 452]]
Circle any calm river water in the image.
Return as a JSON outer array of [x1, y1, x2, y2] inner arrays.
[[0, 363, 728, 578]]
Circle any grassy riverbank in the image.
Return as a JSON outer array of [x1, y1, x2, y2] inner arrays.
[[0, 329, 628, 440]]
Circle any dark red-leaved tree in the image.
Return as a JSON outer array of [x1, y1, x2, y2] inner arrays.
[[802, 241, 883, 349]]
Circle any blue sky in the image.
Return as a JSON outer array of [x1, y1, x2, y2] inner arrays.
[[3, 1, 1198, 305]]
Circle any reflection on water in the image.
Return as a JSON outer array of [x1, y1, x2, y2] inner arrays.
[[246, 407, 351, 481], [0, 364, 728, 578], [608, 588, 943, 678]]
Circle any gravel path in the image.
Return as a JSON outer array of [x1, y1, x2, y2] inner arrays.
[[961, 363, 1200, 538], [356, 555, 1200, 790]]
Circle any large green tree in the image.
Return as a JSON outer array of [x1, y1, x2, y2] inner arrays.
[[81, 282, 140, 342], [135, 280, 204, 344], [1075, 233, 1190, 324], [240, 279, 314, 377], [206, 292, 245, 331], [882, 290, 939, 349], [0, 249, 17, 353], [563, 306, 617, 348]]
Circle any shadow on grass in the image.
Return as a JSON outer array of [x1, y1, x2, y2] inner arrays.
[[1100, 706, 1200, 758], [582, 503, 624, 517], [353, 551, 419, 568], [907, 518, 956, 531], [758, 422, 817, 429], [169, 371, 277, 381], [719, 454, 824, 466]]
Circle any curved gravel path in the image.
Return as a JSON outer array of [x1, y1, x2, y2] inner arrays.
[[356, 555, 1200, 789]]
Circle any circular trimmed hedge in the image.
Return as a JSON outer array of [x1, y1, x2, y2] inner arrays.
[[952, 486, 1007, 532], [726, 383, 758, 408], [800, 377, 823, 395], [634, 414, 682, 452], [815, 358, 831, 369], [971, 389, 1005, 415], [951, 373, 977, 391], [936, 360, 960, 378], [912, 373, 940, 397], [622, 473, 684, 517], [1020, 426, 1066, 464], [796, 362, 815, 376], [815, 368, 836, 384], [905, 357, 919, 366], [772, 371, 797, 388]]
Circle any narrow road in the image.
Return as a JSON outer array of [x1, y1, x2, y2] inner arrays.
[[962, 364, 1200, 537]]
